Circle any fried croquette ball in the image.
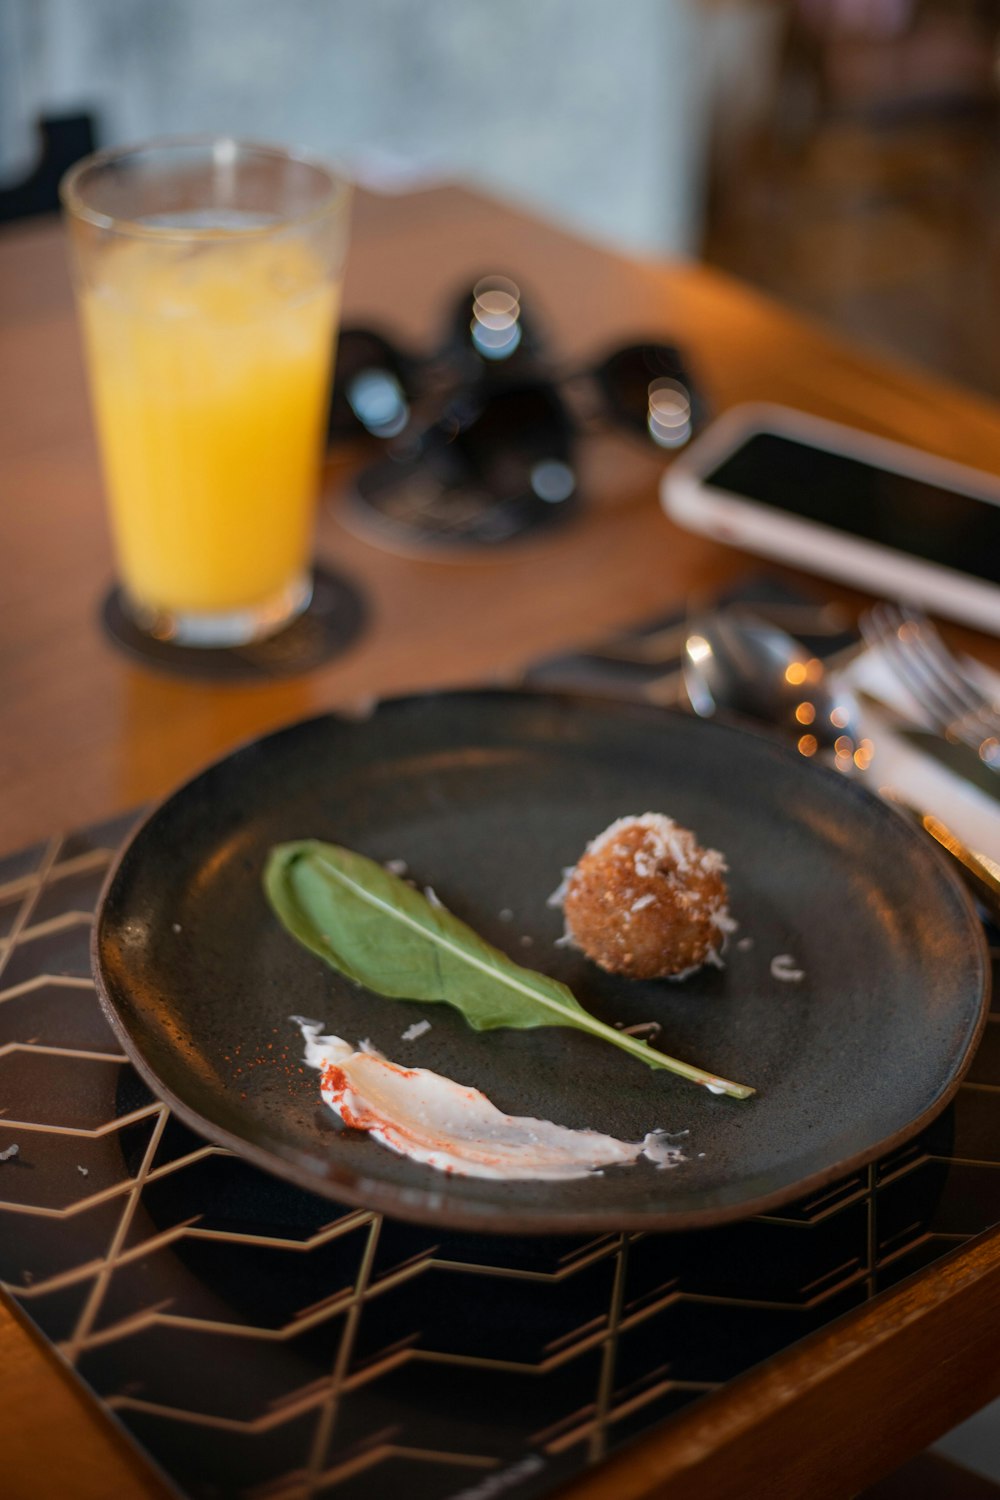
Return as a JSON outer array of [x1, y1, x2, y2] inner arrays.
[[555, 813, 736, 980]]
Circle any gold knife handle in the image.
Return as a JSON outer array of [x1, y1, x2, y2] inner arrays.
[[887, 795, 1000, 924]]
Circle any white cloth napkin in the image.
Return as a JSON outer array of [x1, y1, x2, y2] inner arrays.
[[842, 646, 1000, 867]]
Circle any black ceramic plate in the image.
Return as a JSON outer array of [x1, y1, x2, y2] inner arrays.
[[93, 692, 990, 1233]]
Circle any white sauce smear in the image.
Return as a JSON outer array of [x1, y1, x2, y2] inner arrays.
[[293, 1018, 687, 1181]]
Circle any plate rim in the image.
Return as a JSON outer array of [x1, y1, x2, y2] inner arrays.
[[90, 688, 993, 1234]]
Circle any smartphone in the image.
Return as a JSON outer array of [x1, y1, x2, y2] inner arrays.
[[661, 403, 1000, 633]]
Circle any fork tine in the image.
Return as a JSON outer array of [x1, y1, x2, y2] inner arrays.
[[895, 606, 994, 721], [861, 603, 957, 727], [862, 603, 978, 735], [862, 602, 1000, 750], [894, 606, 1000, 745], [891, 610, 987, 729]]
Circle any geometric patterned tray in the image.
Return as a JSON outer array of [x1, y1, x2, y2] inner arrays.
[[3, 563, 999, 1500], [3, 817, 1000, 1500]]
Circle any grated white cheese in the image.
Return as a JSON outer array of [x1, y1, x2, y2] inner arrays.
[[585, 812, 727, 882], [770, 953, 805, 983]]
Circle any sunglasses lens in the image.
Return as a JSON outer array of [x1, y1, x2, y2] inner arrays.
[[594, 343, 705, 446], [328, 328, 415, 441]]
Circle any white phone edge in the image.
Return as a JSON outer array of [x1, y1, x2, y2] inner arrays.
[[660, 402, 1000, 635]]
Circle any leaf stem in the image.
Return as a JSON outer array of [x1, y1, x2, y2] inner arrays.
[[571, 1014, 754, 1099]]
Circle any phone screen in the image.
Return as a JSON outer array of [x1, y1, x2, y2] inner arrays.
[[705, 433, 1000, 586]]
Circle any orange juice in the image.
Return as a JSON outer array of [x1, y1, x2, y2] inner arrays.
[[80, 234, 339, 627]]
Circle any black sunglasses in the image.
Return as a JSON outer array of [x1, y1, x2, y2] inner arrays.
[[328, 276, 708, 549]]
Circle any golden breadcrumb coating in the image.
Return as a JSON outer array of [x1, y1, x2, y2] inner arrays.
[[558, 813, 735, 980]]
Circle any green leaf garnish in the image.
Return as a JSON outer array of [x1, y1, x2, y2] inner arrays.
[[264, 840, 754, 1100]]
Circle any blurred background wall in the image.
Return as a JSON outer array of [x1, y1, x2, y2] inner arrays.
[[3, 0, 999, 401], [703, 0, 1000, 399], [0, 0, 779, 257]]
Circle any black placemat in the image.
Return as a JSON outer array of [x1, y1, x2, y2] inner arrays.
[[3, 600, 1000, 1500]]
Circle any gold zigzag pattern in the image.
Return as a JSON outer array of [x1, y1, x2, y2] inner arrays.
[[0, 838, 61, 987], [254, 1439, 498, 1500], [63, 1106, 171, 1362], [58, 1198, 889, 1366], [303, 1215, 383, 1488], [0, 1041, 126, 1063], [588, 1234, 627, 1464], [304, 1441, 500, 1497], [0, 974, 97, 1002], [0, 847, 115, 903], [0, 826, 996, 1499], [0, 1101, 164, 1142], [7, 910, 98, 946], [106, 1347, 415, 1435], [7, 1201, 368, 1307], [86, 1272, 822, 1442], [542, 1376, 721, 1456]]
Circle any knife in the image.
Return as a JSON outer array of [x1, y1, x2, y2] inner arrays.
[[855, 689, 1000, 806], [895, 727, 1000, 806], [883, 796, 1000, 924]]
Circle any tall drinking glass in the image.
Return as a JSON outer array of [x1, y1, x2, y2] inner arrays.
[[61, 138, 351, 646]]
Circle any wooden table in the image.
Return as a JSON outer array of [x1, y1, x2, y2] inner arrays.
[[3, 183, 1000, 1500]]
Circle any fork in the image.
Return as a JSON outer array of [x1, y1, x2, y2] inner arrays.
[[860, 602, 1000, 767]]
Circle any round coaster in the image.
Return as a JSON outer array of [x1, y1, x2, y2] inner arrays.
[[100, 565, 368, 682]]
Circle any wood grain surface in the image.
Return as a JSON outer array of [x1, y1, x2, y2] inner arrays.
[[3, 182, 1000, 1499], [4, 184, 1000, 858]]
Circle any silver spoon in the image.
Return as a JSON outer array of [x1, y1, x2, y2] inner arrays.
[[681, 608, 1000, 920], [683, 609, 866, 769]]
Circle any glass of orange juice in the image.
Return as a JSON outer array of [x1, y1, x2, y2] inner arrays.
[[60, 138, 351, 646]]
